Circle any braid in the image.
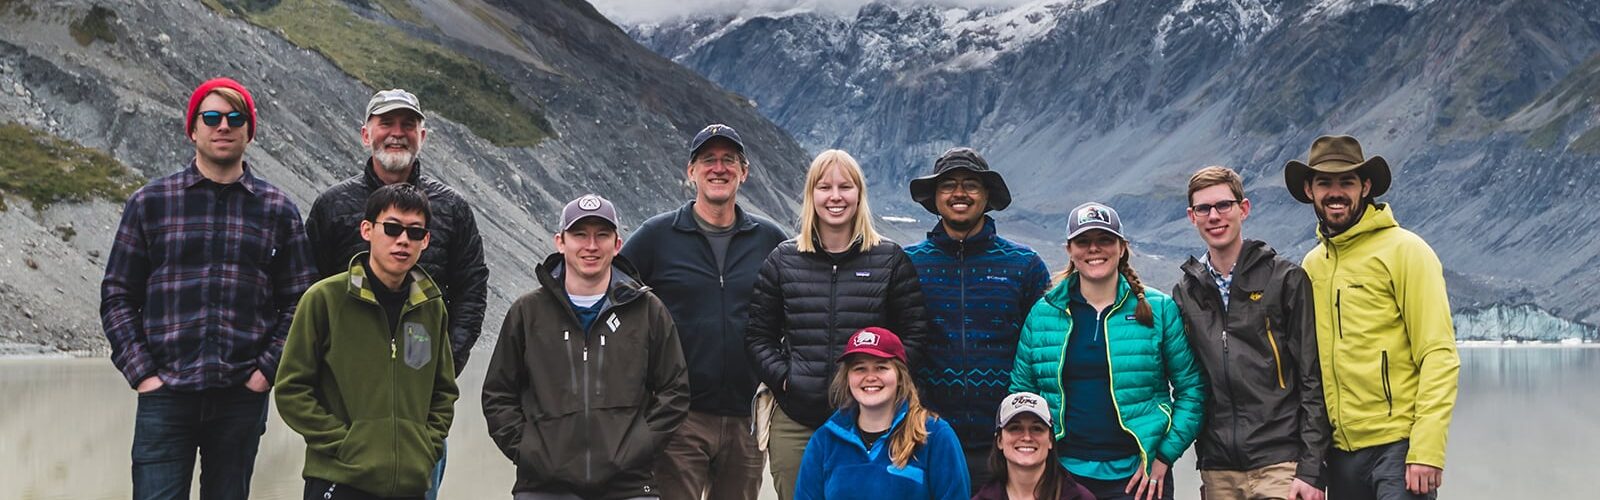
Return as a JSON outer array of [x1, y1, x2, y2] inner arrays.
[[1118, 251, 1154, 327]]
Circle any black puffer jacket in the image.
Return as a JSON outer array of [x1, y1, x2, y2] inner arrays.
[[304, 160, 488, 373], [746, 237, 930, 429], [1172, 240, 1330, 486]]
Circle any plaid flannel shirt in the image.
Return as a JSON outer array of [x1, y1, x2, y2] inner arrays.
[[100, 161, 317, 391]]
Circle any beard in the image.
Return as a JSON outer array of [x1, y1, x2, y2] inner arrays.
[[1315, 196, 1365, 236], [371, 138, 419, 173]]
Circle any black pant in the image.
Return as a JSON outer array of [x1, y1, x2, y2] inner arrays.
[[1075, 467, 1175, 500], [1327, 439, 1437, 500], [305, 477, 424, 500]]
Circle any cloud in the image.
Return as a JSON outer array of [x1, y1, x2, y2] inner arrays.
[[590, 0, 1041, 25]]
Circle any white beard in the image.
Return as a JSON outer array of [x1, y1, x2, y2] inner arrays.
[[374, 148, 415, 172]]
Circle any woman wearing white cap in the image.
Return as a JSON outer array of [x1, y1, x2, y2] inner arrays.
[[794, 327, 967, 499], [973, 393, 1094, 500], [1009, 202, 1206, 500]]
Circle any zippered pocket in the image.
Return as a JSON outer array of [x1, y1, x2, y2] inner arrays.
[[1265, 318, 1285, 390], [1381, 350, 1393, 416]]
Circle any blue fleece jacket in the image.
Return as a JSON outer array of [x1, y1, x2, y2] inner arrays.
[[905, 217, 1050, 445], [795, 403, 970, 500]]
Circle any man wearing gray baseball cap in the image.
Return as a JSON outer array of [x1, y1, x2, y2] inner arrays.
[[304, 89, 489, 497], [484, 194, 690, 500]]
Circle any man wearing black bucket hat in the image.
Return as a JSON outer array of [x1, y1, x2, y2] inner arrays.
[[905, 147, 1050, 488], [1286, 135, 1459, 499]]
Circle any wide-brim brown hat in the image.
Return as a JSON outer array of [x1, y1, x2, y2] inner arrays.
[[1284, 135, 1391, 204], [909, 147, 1012, 214]]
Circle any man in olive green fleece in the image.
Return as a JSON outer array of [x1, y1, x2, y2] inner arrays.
[[1285, 136, 1459, 500], [277, 183, 458, 500]]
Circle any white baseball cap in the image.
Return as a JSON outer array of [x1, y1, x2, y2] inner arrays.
[[996, 392, 1052, 430]]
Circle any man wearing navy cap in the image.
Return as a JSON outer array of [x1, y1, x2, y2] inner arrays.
[[904, 147, 1050, 488], [622, 124, 787, 500]]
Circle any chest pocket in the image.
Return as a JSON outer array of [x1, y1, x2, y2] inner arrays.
[[402, 321, 432, 370]]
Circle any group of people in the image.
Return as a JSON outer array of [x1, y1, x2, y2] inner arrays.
[[101, 77, 1460, 500]]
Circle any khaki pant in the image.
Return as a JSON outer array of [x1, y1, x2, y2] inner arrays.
[[652, 411, 765, 500], [1201, 461, 1298, 500], [765, 408, 815, 500]]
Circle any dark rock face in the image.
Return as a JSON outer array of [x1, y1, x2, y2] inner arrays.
[[628, 0, 1600, 328], [0, 0, 811, 353]]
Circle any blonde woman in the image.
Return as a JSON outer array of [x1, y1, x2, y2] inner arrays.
[[1010, 202, 1206, 500], [795, 327, 967, 499], [747, 150, 931, 500]]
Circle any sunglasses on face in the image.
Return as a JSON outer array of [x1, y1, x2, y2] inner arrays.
[[379, 221, 429, 240], [1191, 199, 1240, 216], [197, 111, 248, 128]]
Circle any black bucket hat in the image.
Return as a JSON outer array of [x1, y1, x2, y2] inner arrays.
[[908, 147, 1012, 214]]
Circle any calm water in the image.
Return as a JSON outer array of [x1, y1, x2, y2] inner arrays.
[[3, 347, 1591, 499]]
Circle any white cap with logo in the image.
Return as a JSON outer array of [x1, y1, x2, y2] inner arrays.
[[996, 392, 1053, 430]]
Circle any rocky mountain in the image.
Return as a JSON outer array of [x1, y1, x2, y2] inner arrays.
[[628, 0, 1600, 329], [0, 0, 811, 356]]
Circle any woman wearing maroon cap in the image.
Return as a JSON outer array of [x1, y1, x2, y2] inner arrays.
[[794, 327, 968, 499]]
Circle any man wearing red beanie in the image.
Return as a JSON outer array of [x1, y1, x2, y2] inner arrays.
[[101, 77, 318, 499]]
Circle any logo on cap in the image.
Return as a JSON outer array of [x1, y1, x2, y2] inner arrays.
[[577, 195, 603, 211], [1078, 206, 1111, 225], [1011, 394, 1041, 408], [853, 330, 880, 347]]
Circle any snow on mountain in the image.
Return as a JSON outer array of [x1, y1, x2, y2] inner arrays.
[[1155, 0, 1280, 56]]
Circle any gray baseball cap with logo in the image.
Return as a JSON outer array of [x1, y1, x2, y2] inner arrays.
[[1065, 201, 1124, 241], [367, 89, 424, 119], [996, 392, 1053, 430], [560, 194, 620, 231]]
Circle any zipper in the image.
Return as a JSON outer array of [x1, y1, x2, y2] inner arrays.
[[1266, 318, 1285, 389], [1381, 350, 1392, 416], [1098, 289, 1151, 472], [1222, 328, 1241, 467], [957, 242, 968, 399], [829, 263, 840, 362]]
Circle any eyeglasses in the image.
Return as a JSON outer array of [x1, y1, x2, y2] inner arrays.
[[936, 179, 984, 194], [380, 222, 429, 240], [197, 111, 247, 128], [695, 154, 743, 167], [1191, 200, 1240, 216]]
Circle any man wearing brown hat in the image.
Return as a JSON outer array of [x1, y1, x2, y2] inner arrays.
[[305, 89, 489, 498], [905, 147, 1051, 488], [1285, 135, 1460, 499]]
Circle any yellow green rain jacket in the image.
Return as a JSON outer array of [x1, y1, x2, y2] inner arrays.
[[1302, 203, 1459, 468]]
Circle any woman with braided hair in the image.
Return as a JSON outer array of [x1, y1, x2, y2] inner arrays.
[[1009, 202, 1207, 500]]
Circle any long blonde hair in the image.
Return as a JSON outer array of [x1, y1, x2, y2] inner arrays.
[[827, 356, 933, 468], [1051, 239, 1155, 327], [796, 150, 882, 253]]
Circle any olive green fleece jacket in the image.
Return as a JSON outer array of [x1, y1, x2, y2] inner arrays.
[[1303, 203, 1459, 468], [275, 254, 457, 497]]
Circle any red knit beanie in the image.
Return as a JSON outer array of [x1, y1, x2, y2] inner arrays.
[[185, 77, 257, 140]]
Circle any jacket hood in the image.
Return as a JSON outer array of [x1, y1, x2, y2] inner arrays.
[[669, 200, 763, 233], [1179, 239, 1276, 285], [534, 252, 650, 307], [1319, 202, 1398, 248], [924, 215, 997, 252], [821, 401, 913, 449]]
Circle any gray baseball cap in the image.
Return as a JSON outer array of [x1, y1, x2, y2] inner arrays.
[[560, 194, 619, 231], [996, 392, 1053, 430], [1065, 202, 1124, 241], [366, 89, 423, 119]]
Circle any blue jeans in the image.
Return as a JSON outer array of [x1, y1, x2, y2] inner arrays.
[[424, 439, 447, 500], [131, 385, 270, 500]]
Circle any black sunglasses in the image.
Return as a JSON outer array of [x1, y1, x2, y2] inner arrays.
[[198, 111, 248, 128], [380, 221, 429, 240]]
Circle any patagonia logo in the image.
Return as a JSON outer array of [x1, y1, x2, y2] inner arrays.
[[606, 313, 621, 332], [1249, 292, 1264, 302], [855, 271, 871, 278], [1125, 315, 1136, 321]]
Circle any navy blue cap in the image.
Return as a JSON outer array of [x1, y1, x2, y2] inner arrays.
[[689, 124, 745, 160]]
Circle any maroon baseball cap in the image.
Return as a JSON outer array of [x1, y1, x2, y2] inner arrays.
[[837, 327, 907, 364]]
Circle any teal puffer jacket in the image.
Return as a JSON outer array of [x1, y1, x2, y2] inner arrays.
[[1010, 273, 1207, 469]]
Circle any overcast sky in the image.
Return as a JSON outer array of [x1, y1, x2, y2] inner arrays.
[[589, 0, 1039, 25]]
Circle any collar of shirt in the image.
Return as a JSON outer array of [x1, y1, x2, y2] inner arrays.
[[1204, 255, 1232, 308]]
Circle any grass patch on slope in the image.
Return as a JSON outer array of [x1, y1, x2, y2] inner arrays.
[[1571, 126, 1600, 154], [0, 123, 143, 210], [208, 0, 549, 147]]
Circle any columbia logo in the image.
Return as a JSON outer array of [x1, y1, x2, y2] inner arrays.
[[855, 271, 871, 277], [606, 314, 620, 332]]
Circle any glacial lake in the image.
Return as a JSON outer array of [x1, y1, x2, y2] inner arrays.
[[3, 347, 1591, 499]]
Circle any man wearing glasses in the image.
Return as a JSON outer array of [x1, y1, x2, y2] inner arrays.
[[101, 77, 318, 499], [1171, 166, 1330, 500], [904, 147, 1050, 487], [276, 183, 457, 500], [621, 124, 786, 499], [304, 89, 488, 497]]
